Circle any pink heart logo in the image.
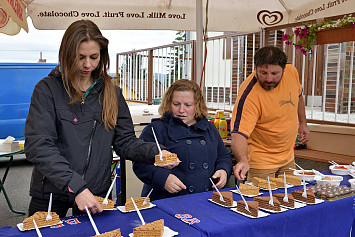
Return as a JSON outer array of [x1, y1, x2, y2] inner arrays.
[[73, 118, 78, 123]]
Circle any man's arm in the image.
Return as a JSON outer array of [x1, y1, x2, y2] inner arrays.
[[297, 95, 310, 143], [231, 133, 250, 181]]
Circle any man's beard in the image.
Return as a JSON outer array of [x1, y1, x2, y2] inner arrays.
[[256, 70, 283, 91], [257, 79, 281, 90]]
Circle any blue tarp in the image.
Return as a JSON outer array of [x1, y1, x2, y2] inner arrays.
[[0, 63, 57, 139]]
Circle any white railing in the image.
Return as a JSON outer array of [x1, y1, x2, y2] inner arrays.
[[116, 31, 355, 125]]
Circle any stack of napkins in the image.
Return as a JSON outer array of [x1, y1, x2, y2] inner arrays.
[[0, 136, 19, 152]]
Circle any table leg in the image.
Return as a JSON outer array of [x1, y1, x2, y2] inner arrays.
[[0, 179, 26, 215], [118, 158, 126, 206], [0, 155, 14, 194]]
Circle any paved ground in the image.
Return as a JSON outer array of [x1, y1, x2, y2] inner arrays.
[[0, 154, 32, 227]]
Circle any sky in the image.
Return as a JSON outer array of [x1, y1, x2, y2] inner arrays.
[[0, 18, 178, 73]]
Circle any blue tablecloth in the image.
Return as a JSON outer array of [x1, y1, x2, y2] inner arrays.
[[0, 171, 354, 237], [153, 171, 355, 237], [0, 206, 202, 237]]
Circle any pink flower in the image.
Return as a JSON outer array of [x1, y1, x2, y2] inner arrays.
[[301, 49, 307, 56], [285, 41, 292, 45], [282, 34, 290, 41], [294, 28, 301, 36], [299, 28, 308, 39], [294, 44, 302, 49]]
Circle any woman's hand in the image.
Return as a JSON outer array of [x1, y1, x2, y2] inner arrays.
[[212, 169, 228, 189], [164, 174, 186, 193], [75, 188, 103, 214]]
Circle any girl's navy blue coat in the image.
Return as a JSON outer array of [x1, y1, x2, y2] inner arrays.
[[133, 112, 232, 201]]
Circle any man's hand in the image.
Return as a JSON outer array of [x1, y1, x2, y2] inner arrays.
[[233, 160, 249, 181], [231, 133, 250, 181], [164, 174, 186, 193], [75, 188, 103, 214], [212, 169, 228, 189], [297, 95, 309, 143], [298, 123, 310, 143]]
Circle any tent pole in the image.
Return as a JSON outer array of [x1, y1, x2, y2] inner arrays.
[[196, 0, 203, 87]]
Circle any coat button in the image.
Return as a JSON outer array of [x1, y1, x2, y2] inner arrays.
[[189, 163, 195, 170], [200, 140, 206, 145], [203, 163, 209, 169], [189, 186, 194, 193], [186, 140, 192, 145], [204, 186, 209, 191]]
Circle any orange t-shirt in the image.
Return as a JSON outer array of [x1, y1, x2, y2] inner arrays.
[[231, 64, 302, 169]]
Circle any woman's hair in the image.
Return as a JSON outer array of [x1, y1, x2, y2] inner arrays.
[[254, 46, 288, 69], [158, 79, 208, 119], [59, 19, 117, 131]]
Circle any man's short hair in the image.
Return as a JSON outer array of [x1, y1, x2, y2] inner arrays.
[[254, 46, 287, 69]]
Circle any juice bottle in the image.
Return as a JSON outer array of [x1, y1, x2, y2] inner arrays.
[[208, 118, 214, 124], [219, 117, 227, 138], [214, 117, 220, 131], [216, 110, 224, 118]]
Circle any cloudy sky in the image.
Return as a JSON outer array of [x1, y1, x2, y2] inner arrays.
[[0, 18, 178, 73]]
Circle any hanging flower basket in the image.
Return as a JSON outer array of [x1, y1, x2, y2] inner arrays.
[[282, 14, 355, 55], [316, 26, 355, 45]]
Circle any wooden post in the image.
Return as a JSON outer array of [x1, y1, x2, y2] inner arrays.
[[148, 49, 153, 105], [191, 41, 196, 83]]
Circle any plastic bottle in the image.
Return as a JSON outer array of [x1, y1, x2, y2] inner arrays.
[[214, 117, 220, 131], [219, 117, 227, 138], [208, 118, 214, 124], [216, 110, 224, 118]]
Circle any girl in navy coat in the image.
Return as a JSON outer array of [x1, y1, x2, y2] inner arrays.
[[133, 79, 232, 200]]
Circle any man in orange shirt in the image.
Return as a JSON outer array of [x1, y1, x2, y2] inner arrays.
[[231, 46, 309, 181]]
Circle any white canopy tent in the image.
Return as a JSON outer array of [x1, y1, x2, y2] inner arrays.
[[25, 0, 354, 32], [24, 0, 355, 85]]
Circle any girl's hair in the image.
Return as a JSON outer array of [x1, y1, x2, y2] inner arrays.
[[59, 20, 117, 131], [158, 79, 208, 119]]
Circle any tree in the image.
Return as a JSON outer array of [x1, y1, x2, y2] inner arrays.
[[168, 31, 189, 85]]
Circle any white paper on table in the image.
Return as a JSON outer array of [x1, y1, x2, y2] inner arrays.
[[208, 199, 238, 208], [294, 198, 325, 205], [129, 226, 178, 237], [17, 221, 63, 231], [117, 203, 156, 213], [280, 201, 307, 209], [230, 207, 270, 219]]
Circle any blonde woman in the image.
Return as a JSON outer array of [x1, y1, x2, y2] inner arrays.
[[133, 79, 232, 200]]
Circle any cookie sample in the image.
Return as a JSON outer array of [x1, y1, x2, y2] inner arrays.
[[155, 153, 178, 166], [95, 196, 115, 209], [92, 228, 121, 237], [252, 177, 277, 189], [292, 189, 315, 203], [22, 211, 60, 230], [279, 174, 302, 185], [269, 177, 285, 188], [236, 200, 259, 217], [133, 219, 164, 237], [273, 193, 295, 208], [125, 197, 151, 211], [254, 196, 281, 211], [239, 183, 259, 196], [212, 191, 234, 207]]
